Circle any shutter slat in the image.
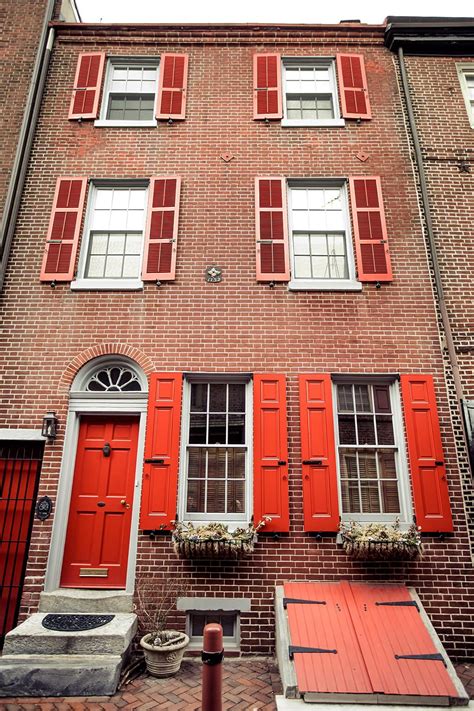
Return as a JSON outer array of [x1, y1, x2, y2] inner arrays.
[[401, 375, 454, 533], [253, 374, 289, 533], [142, 176, 181, 280], [349, 176, 393, 282], [299, 375, 339, 532], [156, 54, 189, 120], [40, 177, 88, 282], [336, 54, 371, 120], [140, 373, 183, 530], [253, 54, 283, 119], [255, 177, 290, 281], [68, 52, 105, 120]]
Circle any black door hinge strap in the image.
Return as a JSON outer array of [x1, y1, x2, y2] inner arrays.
[[289, 645, 337, 659], [395, 653, 446, 667], [283, 598, 326, 608], [376, 600, 419, 611]]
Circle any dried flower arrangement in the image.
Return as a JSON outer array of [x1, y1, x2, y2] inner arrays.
[[172, 518, 270, 560], [340, 519, 422, 561]]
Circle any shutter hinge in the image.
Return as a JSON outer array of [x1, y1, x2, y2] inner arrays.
[[283, 598, 326, 608], [375, 600, 419, 612], [395, 653, 446, 667], [289, 645, 337, 659]]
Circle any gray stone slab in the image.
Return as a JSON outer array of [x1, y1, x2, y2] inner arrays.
[[0, 654, 123, 696], [39, 589, 134, 613], [3, 612, 137, 656]]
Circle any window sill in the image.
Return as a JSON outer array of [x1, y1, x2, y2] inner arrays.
[[288, 279, 362, 292], [94, 120, 158, 128], [281, 118, 345, 127], [70, 278, 144, 291]]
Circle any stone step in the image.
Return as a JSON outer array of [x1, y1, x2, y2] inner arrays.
[[0, 653, 123, 697], [3, 612, 137, 656], [39, 588, 133, 613]]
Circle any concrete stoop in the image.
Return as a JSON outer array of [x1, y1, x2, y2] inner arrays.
[[0, 591, 137, 697]]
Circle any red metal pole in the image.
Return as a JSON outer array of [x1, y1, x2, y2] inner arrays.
[[201, 622, 223, 711]]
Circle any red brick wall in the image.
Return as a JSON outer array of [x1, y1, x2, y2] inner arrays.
[[1, 26, 473, 658]]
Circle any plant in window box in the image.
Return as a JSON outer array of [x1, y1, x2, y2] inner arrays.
[[171, 518, 270, 560], [339, 520, 422, 561], [136, 578, 190, 678]]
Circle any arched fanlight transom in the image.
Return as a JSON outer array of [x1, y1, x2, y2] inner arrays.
[[85, 365, 142, 392]]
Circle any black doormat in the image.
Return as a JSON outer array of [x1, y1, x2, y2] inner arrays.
[[41, 613, 115, 632]]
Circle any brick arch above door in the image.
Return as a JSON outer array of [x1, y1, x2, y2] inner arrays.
[[57, 344, 155, 395]]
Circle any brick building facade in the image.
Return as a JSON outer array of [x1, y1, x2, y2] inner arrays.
[[0, 17, 473, 687]]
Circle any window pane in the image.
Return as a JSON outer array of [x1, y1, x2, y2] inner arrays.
[[125, 233, 142, 253], [122, 255, 140, 278], [337, 384, 354, 412], [95, 190, 113, 209], [358, 451, 377, 479], [188, 448, 206, 479], [108, 233, 125, 254], [340, 450, 358, 478], [208, 414, 226, 444], [227, 480, 245, 513], [221, 616, 235, 636], [360, 481, 381, 513], [187, 480, 205, 513], [338, 415, 356, 444], [311, 256, 329, 278], [229, 384, 245, 412], [89, 233, 108, 255], [189, 413, 207, 443], [293, 234, 310, 255], [228, 414, 245, 444], [357, 415, 376, 445], [191, 383, 207, 412], [329, 256, 348, 279], [209, 384, 226, 412], [374, 385, 391, 413], [86, 255, 105, 278], [310, 234, 327, 254], [381, 480, 401, 513], [207, 448, 226, 479], [228, 449, 246, 478], [354, 385, 372, 412], [376, 415, 394, 445], [104, 255, 123, 278], [192, 614, 205, 636], [207, 480, 225, 512], [294, 255, 312, 278], [341, 480, 360, 513], [379, 451, 397, 478]]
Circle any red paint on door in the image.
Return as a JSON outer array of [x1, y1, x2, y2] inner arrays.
[[61, 415, 139, 588]]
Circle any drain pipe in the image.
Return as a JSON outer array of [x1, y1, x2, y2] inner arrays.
[[0, 0, 56, 290], [397, 46, 464, 403]]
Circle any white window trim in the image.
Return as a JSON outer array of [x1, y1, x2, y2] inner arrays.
[[177, 375, 253, 526], [186, 610, 240, 650], [332, 377, 413, 525], [281, 56, 344, 128], [71, 181, 148, 291], [457, 63, 474, 129], [287, 179, 360, 292], [95, 56, 160, 128]]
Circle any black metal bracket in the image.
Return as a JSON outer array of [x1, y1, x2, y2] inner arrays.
[[283, 598, 326, 608], [202, 649, 224, 666], [376, 600, 419, 611], [289, 645, 337, 659], [395, 653, 446, 667]]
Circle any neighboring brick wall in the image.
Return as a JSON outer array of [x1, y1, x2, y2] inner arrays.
[[402, 55, 474, 552], [1, 25, 473, 658]]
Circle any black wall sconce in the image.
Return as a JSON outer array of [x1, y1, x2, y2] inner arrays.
[[42, 411, 58, 441]]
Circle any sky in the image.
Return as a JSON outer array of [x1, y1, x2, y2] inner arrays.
[[75, 0, 473, 24]]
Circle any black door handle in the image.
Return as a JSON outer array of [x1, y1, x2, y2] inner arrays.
[[97, 501, 106, 507]]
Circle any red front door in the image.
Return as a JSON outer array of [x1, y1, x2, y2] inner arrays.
[[61, 415, 139, 588]]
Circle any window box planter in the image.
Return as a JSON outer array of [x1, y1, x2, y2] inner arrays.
[[340, 521, 422, 561], [172, 520, 268, 560]]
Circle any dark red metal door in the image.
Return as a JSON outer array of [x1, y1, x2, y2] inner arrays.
[[0, 441, 43, 648]]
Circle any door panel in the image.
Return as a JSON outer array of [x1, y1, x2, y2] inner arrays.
[[60, 415, 139, 588]]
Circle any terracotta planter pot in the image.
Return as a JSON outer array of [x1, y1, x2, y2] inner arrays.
[[140, 631, 190, 677]]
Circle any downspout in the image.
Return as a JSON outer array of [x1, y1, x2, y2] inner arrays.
[[0, 0, 56, 290], [397, 46, 464, 403]]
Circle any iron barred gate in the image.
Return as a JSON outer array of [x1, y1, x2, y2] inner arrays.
[[0, 441, 43, 648]]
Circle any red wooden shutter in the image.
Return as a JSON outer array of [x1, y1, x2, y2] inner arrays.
[[253, 54, 283, 119], [299, 375, 339, 532], [40, 177, 87, 282], [140, 373, 183, 530], [68, 52, 105, 120], [142, 177, 181, 281], [253, 374, 289, 533], [156, 54, 189, 120], [401, 375, 454, 533], [255, 177, 290, 281], [336, 54, 371, 120], [349, 176, 392, 282]]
